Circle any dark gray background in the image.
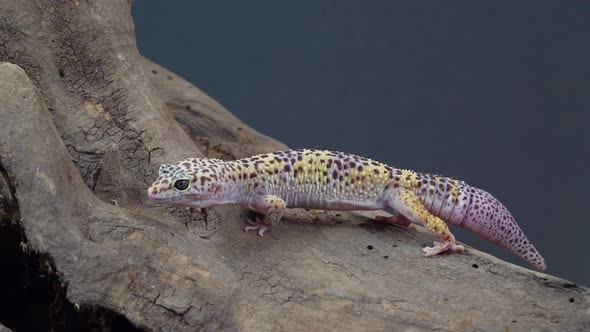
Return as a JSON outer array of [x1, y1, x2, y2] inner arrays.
[[132, 1, 589, 285]]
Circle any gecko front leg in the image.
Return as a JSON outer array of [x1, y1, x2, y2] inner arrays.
[[245, 194, 286, 236]]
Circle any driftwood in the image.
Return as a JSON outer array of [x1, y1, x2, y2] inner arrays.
[[0, 1, 588, 331]]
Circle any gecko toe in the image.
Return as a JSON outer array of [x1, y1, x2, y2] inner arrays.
[[423, 241, 465, 257], [258, 227, 268, 237], [452, 244, 465, 252], [247, 217, 262, 226], [244, 224, 269, 236], [422, 246, 437, 256], [245, 217, 269, 236], [244, 225, 256, 232]]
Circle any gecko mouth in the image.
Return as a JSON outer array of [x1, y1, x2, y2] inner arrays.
[[148, 193, 209, 205]]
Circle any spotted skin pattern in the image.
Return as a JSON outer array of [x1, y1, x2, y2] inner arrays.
[[148, 149, 546, 271]]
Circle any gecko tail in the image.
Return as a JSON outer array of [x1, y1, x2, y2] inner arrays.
[[460, 187, 547, 272]]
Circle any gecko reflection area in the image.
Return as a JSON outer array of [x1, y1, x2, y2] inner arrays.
[[148, 149, 546, 271]]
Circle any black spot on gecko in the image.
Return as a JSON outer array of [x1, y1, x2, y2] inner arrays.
[[284, 165, 291, 172], [200, 176, 210, 185], [332, 170, 338, 179]]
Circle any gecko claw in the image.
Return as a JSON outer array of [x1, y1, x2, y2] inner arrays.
[[422, 241, 465, 257], [245, 217, 269, 237]]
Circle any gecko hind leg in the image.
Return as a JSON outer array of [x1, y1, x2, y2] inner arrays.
[[385, 187, 465, 257]]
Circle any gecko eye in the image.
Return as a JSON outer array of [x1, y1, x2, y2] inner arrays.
[[173, 179, 190, 191]]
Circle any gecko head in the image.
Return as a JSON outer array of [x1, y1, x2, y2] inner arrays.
[[147, 158, 222, 208]]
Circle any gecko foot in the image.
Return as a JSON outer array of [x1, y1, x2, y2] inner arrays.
[[422, 241, 465, 257], [375, 215, 416, 230], [244, 217, 269, 237]]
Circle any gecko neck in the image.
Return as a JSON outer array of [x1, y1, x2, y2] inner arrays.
[[211, 160, 256, 206]]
